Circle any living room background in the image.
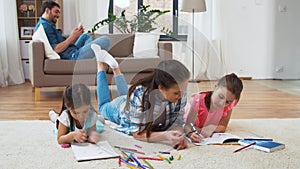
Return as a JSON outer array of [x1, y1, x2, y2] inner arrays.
[[62, 0, 300, 80], [0, 0, 299, 87]]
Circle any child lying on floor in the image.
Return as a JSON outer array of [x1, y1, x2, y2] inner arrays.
[[184, 73, 243, 142]]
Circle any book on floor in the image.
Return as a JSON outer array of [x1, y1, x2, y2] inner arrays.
[[71, 141, 119, 161], [238, 139, 285, 153], [192, 132, 242, 146]]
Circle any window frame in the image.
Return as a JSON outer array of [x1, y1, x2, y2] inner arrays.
[[108, 0, 187, 41]]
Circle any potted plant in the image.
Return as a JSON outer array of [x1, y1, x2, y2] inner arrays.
[[88, 5, 174, 36]]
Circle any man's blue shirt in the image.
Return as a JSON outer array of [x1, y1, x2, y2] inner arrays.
[[35, 17, 78, 59]]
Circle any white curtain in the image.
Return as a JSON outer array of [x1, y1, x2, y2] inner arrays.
[[184, 0, 225, 80], [63, 0, 109, 34], [0, 0, 24, 87]]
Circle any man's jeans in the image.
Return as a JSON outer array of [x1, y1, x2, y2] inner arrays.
[[73, 34, 110, 60]]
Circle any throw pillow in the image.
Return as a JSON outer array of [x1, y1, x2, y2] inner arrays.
[[32, 24, 60, 60], [133, 32, 160, 58]]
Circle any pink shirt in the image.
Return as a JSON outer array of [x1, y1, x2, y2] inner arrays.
[[184, 92, 237, 129]]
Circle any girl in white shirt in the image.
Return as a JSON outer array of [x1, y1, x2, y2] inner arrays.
[[50, 83, 104, 144]]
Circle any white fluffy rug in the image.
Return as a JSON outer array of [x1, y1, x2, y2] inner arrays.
[[0, 119, 299, 169]]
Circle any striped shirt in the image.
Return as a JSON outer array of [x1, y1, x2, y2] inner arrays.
[[111, 85, 187, 135]]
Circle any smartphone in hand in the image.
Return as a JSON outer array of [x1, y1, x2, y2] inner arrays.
[[78, 22, 82, 28]]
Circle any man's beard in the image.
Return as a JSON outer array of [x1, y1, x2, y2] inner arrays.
[[52, 17, 57, 23], [49, 14, 58, 23]]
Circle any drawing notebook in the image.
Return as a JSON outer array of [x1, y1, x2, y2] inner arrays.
[[238, 139, 285, 153], [71, 141, 119, 161], [193, 133, 242, 146]]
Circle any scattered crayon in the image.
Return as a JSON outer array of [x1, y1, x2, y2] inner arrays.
[[157, 154, 171, 164], [115, 146, 137, 152], [142, 159, 154, 169], [159, 151, 170, 154], [131, 155, 146, 169], [120, 158, 137, 169], [125, 153, 133, 162], [60, 144, 70, 148], [137, 156, 164, 161], [135, 144, 142, 149]]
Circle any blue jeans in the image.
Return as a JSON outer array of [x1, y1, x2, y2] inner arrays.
[[97, 71, 128, 124], [73, 34, 111, 60]]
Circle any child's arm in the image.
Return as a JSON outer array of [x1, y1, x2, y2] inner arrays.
[[57, 121, 87, 144], [87, 125, 101, 143], [184, 108, 197, 131], [214, 109, 233, 133], [184, 108, 203, 142], [132, 130, 187, 150]]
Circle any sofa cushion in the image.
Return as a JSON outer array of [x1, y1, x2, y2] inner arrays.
[[32, 24, 60, 60], [44, 59, 97, 75], [133, 32, 160, 58], [44, 57, 161, 75], [94, 34, 134, 58], [111, 57, 163, 73]]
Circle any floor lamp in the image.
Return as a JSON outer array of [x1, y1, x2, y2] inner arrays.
[[181, 0, 206, 82]]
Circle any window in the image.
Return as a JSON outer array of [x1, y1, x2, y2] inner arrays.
[[143, 0, 172, 34], [109, 0, 187, 41]]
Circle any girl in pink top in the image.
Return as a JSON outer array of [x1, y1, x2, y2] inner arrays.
[[184, 73, 243, 142]]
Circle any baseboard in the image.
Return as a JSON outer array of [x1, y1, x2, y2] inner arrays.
[[239, 77, 252, 80], [191, 76, 253, 82]]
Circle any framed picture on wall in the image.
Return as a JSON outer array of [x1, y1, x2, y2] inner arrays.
[[21, 27, 35, 38]]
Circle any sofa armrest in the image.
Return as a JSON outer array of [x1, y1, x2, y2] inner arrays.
[[158, 42, 172, 60], [29, 41, 46, 87]]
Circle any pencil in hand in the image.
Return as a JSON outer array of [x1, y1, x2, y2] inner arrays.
[[185, 129, 197, 136], [233, 141, 256, 153]]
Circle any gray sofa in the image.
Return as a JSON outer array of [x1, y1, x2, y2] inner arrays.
[[29, 34, 173, 100]]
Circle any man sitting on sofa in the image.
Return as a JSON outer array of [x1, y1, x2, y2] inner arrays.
[[35, 1, 110, 60]]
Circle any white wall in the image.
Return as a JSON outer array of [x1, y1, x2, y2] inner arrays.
[[273, 0, 300, 79], [219, 0, 300, 79]]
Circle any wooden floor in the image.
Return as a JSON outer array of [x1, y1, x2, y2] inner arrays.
[[0, 80, 300, 120]]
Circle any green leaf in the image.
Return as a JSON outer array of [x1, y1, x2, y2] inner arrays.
[[88, 5, 171, 34]]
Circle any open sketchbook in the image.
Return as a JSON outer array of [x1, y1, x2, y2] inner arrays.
[[71, 141, 119, 161], [192, 133, 242, 146]]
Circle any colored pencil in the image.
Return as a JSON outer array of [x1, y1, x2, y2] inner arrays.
[[115, 146, 138, 152], [185, 129, 197, 136], [233, 142, 256, 153], [142, 159, 154, 169], [190, 123, 201, 136], [135, 144, 142, 149], [115, 146, 146, 155], [137, 156, 164, 161], [120, 158, 137, 169], [157, 154, 171, 164], [158, 151, 170, 154]]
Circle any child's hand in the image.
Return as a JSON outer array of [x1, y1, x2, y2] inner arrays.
[[201, 125, 217, 137], [73, 130, 88, 143], [165, 130, 184, 146], [189, 132, 204, 143], [174, 138, 188, 150], [164, 130, 188, 150], [88, 131, 101, 144]]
